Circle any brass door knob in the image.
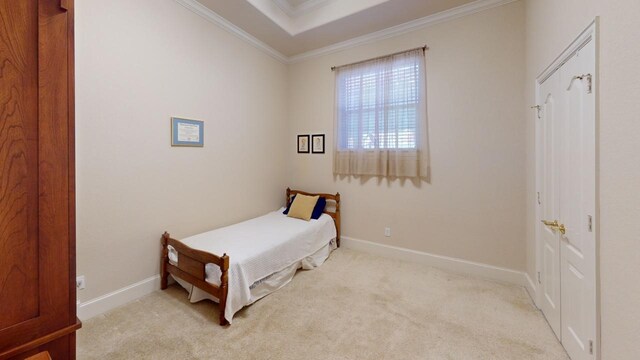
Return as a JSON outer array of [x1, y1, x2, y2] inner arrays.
[[557, 223, 566, 235], [541, 219, 566, 235]]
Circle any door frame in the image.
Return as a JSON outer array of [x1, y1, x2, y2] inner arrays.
[[534, 18, 600, 358]]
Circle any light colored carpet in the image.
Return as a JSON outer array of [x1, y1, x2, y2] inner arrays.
[[78, 249, 569, 360]]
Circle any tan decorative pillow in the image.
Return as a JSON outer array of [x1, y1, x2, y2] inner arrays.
[[287, 194, 319, 221]]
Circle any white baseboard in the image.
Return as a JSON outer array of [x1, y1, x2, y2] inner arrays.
[[77, 275, 161, 321], [77, 239, 530, 320], [341, 236, 526, 286], [524, 272, 539, 307]]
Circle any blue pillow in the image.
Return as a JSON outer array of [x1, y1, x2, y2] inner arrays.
[[283, 195, 296, 215], [310, 197, 327, 220], [283, 195, 326, 220]]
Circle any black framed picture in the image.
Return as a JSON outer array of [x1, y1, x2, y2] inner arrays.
[[312, 134, 325, 154], [297, 135, 310, 153]]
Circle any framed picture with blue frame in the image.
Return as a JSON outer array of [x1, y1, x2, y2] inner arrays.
[[171, 117, 204, 147]]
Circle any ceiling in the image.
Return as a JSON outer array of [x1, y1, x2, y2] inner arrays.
[[285, 0, 314, 7], [195, 0, 478, 58]]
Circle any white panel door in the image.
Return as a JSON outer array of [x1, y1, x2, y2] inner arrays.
[[558, 39, 597, 360], [538, 69, 562, 339], [537, 26, 597, 360]]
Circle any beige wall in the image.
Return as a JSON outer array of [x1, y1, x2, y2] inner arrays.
[[524, 0, 640, 357], [287, 1, 527, 271], [75, 1, 640, 355], [75, 0, 289, 302]]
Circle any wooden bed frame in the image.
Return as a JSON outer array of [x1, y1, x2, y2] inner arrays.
[[160, 188, 341, 326]]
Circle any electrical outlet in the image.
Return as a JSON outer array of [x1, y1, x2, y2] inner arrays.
[[384, 227, 391, 237], [76, 275, 86, 290]]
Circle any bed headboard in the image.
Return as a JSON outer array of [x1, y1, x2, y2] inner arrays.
[[286, 188, 341, 246]]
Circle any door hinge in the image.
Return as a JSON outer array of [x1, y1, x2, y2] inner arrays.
[[537, 272, 541, 284], [537, 192, 541, 205], [589, 340, 594, 355], [588, 215, 593, 232]]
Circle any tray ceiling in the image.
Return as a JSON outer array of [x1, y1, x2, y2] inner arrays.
[[272, 0, 331, 17], [193, 0, 486, 57]]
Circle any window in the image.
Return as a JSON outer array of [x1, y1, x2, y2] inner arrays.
[[333, 48, 429, 179], [338, 60, 419, 150]]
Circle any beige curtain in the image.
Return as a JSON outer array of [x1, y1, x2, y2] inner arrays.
[[333, 49, 429, 179]]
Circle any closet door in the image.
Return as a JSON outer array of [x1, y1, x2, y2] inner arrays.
[[558, 40, 597, 360], [538, 69, 563, 339], [536, 24, 597, 360], [0, 0, 77, 358]]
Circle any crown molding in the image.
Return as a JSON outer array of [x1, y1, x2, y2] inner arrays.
[[288, 0, 519, 63], [174, 0, 289, 63], [175, 0, 518, 65]]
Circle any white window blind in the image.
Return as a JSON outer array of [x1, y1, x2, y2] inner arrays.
[[334, 48, 429, 179]]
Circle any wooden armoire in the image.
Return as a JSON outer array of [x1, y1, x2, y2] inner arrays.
[[0, 0, 80, 359]]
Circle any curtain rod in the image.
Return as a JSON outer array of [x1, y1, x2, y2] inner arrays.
[[330, 45, 428, 71]]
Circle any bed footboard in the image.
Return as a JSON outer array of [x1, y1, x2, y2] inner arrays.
[[161, 232, 229, 326]]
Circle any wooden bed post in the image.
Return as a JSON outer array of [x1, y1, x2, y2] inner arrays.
[[219, 254, 230, 326], [161, 232, 170, 290], [335, 192, 341, 247]]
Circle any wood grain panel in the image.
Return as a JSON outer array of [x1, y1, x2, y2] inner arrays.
[[0, 1, 78, 357], [177, 255, 205, 279], [25, 351, 51, 360], [0, 320, 79, 359], [38, 0, 70, 328], [0, 0, 40, 330], [65, 0, 77, 326]]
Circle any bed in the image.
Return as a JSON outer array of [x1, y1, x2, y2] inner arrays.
[[160, 188, 341, 326]]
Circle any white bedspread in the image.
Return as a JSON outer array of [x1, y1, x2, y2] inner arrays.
[[169, 208, 336, 323]]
